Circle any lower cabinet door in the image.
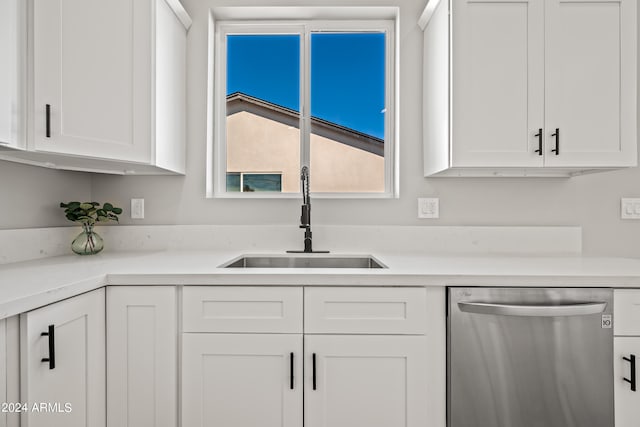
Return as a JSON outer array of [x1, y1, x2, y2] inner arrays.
[[106, 286, 177, 427], [0, 316, 20, 427], [304, 335, 428, 427], [20, 288, 105, 427], [614, 337, 640, 427], [182, 333, 303, 427]]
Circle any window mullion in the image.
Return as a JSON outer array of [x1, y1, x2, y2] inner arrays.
[[300, 25, 311, 176]]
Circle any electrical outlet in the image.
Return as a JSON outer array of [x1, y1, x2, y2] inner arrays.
[[131, 198, 144, 219], [621, 198, 640, 219], [418, 198, 439, 219]]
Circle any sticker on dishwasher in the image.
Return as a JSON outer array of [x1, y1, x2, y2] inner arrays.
[[601, 314, 612, 329]]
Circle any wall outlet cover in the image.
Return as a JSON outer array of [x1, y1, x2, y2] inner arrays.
[[621, 198, 640, 219], [131, 198, 145, 219], [418, 198, 439, 219]]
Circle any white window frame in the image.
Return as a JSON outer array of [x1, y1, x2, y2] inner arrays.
[[206, 8, 399, 199]]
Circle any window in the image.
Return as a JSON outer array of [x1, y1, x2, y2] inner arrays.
[[226, 172, 283, 192], [209, 13, 397, 198]]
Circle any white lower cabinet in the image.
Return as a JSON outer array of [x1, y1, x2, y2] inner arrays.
[[106, 286, 177, 427], [614, 337, 640, 427], [614, 289, 640, 427], [181, 286, 429, 427], [0, 318, 6, 427], [0, 316, 20, 427], [12, 284, 640, 427], [304, 335, 428, 427], [8, 284, 433, 427], [20, 288, 105, 427], [180, 332, 429, 427], [182, 333, 303, 427]]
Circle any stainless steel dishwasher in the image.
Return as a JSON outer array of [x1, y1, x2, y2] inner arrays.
[[448, 288, 613, 427]]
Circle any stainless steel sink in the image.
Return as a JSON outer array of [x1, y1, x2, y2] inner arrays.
[[220, 255, 386, 269]]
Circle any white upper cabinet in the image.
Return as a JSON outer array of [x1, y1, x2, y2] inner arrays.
[[422, 0, 637, 177], [544, 0, 636, 168], [32, 0, 151, 163], [0, 0, 191, 175], [451, 0, 544, 169], [0, 0, 26, 149]]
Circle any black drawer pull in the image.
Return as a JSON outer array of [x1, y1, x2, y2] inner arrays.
[[290, 352, 294, 390], [551, 128, 559, 155], [45, 104, 51, 138], [312, 353, 317, 390], [534, 128, 542, 156], [41, 324, 55, 369], [623, 354, 636, 392]]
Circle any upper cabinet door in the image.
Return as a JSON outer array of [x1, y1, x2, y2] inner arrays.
[[32, 0, 151, 162], [0, 0, 25, 149], [452, 0, 545, 167], [544, 0, 637, 167]]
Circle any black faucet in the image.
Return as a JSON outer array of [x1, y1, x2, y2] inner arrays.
[[287, 166, 328, 253]]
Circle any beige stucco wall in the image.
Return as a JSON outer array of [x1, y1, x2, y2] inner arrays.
[[226, 111, 301, 192], [226, 111, 384, 193]]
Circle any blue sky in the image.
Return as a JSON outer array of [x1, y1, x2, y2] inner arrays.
[[227, 33, 385, 139]]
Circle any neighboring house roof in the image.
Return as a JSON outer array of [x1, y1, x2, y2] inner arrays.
[[226, 92, 384, 157]]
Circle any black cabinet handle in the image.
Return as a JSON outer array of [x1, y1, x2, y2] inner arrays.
[[45, 104, 51, 138], [534, 128, 543, 156], [312, 353, 317, 390], [624, 354, 636, 392], [290, 352, 294, 390], [551, 128, 559, 155], [41, 324, 55, 370]]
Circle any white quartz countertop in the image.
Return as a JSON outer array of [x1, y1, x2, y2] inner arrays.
[[2, 249, 640, 319]]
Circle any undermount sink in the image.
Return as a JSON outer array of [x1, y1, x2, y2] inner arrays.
[[220, 254, 386, 269]]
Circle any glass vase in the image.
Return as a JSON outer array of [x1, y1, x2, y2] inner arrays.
[[71, 224, 104, 255]]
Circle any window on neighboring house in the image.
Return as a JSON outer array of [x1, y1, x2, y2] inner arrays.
[[210, 15, 396, 198], [226, 172, 283, 192]]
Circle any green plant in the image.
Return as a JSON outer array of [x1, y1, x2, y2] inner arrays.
[[60, 201, 123, 226]]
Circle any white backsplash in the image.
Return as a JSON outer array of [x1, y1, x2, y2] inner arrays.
[[0, 225, 582, 265], [0, 227, 78, 264]]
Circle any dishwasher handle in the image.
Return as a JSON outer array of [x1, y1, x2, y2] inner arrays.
[[458, 301, 607, 317]]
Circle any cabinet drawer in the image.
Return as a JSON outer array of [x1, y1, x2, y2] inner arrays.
[[614, 289, 640, 336], [182, 287, 303, 333], [304, 287, 427, 334]]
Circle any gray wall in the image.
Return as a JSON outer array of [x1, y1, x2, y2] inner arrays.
[[91, 0, 640, 257], [0, 161, 91, 228], [4, 0, 639, 257]]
